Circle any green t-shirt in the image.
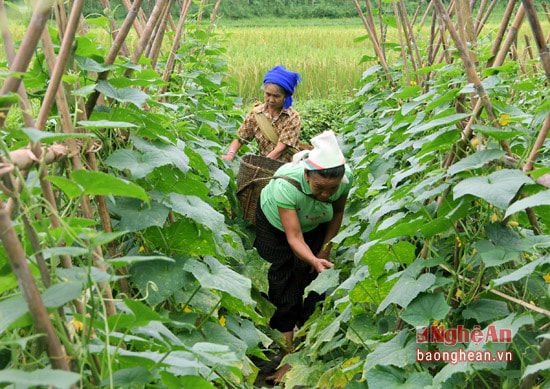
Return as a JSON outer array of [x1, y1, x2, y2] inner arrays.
[[260, 162, 353, 232]]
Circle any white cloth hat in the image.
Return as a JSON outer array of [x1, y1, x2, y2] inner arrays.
[[303, 130, 346, 170]]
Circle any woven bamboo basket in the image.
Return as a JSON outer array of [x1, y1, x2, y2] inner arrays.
[[236, 154, 285, 224]]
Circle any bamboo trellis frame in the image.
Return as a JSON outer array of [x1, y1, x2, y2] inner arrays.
[[352, 2, 550, 387], [0, 0, 209, 377], [0, 0, 549, 384]]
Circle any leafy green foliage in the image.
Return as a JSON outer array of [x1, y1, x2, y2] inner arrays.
[[1, 3, 549, 389], [284, 36, 550, 388]]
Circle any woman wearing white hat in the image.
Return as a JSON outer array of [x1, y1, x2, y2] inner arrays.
[[254, 130, 353, 383]]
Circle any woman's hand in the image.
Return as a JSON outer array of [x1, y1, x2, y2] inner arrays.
[[310, 257, 334, 273]]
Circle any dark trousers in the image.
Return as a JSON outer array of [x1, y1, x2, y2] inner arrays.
[[254, 206, 327, 332]]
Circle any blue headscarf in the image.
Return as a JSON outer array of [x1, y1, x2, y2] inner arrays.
[[263, 65, 301, 109]]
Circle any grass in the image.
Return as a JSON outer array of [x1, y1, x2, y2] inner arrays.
[[214, 18, 370, 102], [214, 15, 550, 103]]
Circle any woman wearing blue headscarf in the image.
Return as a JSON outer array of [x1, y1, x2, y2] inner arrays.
[[222, 65, 302, 163]]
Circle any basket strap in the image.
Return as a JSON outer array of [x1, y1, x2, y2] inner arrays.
[[236, 176, 271, 194]]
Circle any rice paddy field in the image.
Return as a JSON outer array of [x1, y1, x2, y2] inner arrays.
[[215, 15, 549, 102], [215, 18, 370, 102]]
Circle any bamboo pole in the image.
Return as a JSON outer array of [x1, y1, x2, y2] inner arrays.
[[0, 0, 34, 128], [473, 0, 489, 33], [0, 197, 71, 371], [456, 0, 478, 64], [54, 0, 68, 39], [420, 0, 434, 27], [521, 0, 550, 80], [365, 0, 382, 56], [39, 1, 121, 316], [35, 0, 84, 131], [492, 4, 526, 72], [397, 0, 423, 84], [208, 0, 223, 33], [123, 0, 167, 79], [85, 0, 144, 117], [433, 0, 513, 156], [0, 0, 55, 127], [160, 0, 192, 91], [352, 0, 391, 74], [196, 0, 206, 28], [122, 0, 145, 38], [519, 9, 550, 380], [488, 0, 519, 66], [149, 0, 174, 69], [99, 0, 131, 57], [410, 0, 425, 26], [475, 0, 498, 37], [392, 1, 409, 80]]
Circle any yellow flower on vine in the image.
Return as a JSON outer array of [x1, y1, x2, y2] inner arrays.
[[219, 315, 226, 327], [543, 273, 550, 283], [491, 213, 499, 223], [69, 318, 84, 332], [509, 221, 519, 227], [499, 114, 511, 126], [455, 236, 462, 247], [455, 289, 462, 300]]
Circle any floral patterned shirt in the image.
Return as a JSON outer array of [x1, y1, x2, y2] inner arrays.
[[237, 103, 301, 162]]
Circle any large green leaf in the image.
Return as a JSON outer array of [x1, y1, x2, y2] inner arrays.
[[77, 119, 137, 128], [471, 124, 525, 141], [491, 255, 550, 287], [377, 260, 436, 313], [71, 170, 148, 202], [184, 257, 254, 307], [448, 149, 506, 176], [179, 376, 217, 388], [108, 197, 170, 231], [95, 80, 149, 108], [304, 268, 340, 298], [19, 127, 96, 144], [406, 113, 470, 135], [0, 369, 80, 389], [99, 367, 154, 388], [364, 330, 417, 371], [365, 369, 433, 388], [45, 176, 84, 198], [143, 219, 217, 256], [401, 293, 451, 327], [132, 136, 190, 174], [474, 223, 528, 267], [505, 189, 550, 218], [522, 360, 550, 379], [453, 169, 533, 209], [166, 193, 225, 232], [130, 256, 193, 306], [461, 299, 510, 322]]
